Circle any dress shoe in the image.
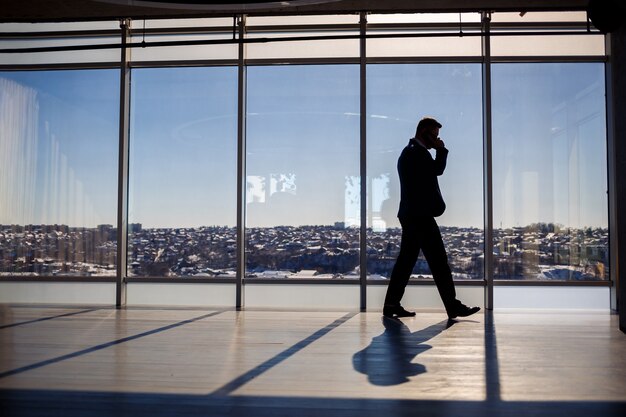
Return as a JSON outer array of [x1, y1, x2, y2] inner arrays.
[[383, 305, 416, 318], [447, 303, 480, 319]]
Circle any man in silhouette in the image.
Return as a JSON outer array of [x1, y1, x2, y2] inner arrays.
[[383, 117, 480, 319]]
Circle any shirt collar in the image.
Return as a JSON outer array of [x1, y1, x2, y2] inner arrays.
[[410, 137, 428, 149]]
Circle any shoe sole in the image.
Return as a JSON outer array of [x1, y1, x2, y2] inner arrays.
[[382, 311, 416, 318], [395, 313, 416, 318], [448, 306, 480, 319]]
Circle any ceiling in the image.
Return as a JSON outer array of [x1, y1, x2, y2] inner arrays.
[[0, 0, 592, 23]]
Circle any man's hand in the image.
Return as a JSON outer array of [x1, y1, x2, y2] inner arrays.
[[433, 138, 446, 149]]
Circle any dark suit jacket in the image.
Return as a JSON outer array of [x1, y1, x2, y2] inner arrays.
[[397, 138, 448, 220]]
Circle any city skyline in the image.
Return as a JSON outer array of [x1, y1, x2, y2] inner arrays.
[[1, 222, 608, 282]]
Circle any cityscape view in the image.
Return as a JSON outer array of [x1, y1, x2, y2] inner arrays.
[[0, 223, 608, 281], [0, 63, 609, 284]]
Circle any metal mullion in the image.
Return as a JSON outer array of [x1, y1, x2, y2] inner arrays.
[[367, 279, 497, 286], [366, 56, 482, 64], [605, 33, 618, 312], [116, 18, 131, 308], [0, 277, 117, 282], [128, 59, 238, 68], [367, 22, 482, 31], [121, 53, 483, 89], [1, 29, 604, 55], [0, 29, 121, 39], [490, 21, 597, 31], [0, 25, 236, 40], [241, 279, 362, 285], [236, 15, 247, 310], [126, 277, 237, 284], [0, 62, 120, 71], [244, 57, 359, 66], [0, 20, 594, 42], [491, 56, 607, 63], [493, 280, 612, 287], [359, 12, 367, 312], [368, 21, 593, 32], [129, 26, 235, 36], [482, 11, 494, 311], [245, 23, 360, 33]]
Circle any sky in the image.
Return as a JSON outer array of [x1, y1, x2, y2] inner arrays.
[[0, 62, 608, 229], [491, 63, 608, 230], [0, 70, 119, 228]]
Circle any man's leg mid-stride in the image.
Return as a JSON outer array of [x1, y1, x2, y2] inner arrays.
[[383, 219, 421, 318]]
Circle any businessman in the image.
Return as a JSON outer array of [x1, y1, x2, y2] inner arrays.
[[383, 117, 480, 319]]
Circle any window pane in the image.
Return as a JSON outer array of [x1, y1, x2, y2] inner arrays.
[[491, 35, 605, 56], [130, 33, 238, 62], [0, 70, 119, 276], [367, 34, 481, 57], [492, 63, 608, 281], [128, 67, 238, 278], [246, 15, 359, 59], [130, 18, 237, 62], [366, 12, 481, 57], [0, 22, 121, 65], [246, 65, 360, 280], [247, 15, 359, 25], [0, 37, 121, 65], [367, 64, 484, 281], [0, 21, 120, 32], [489, 11, 604, 56], [491, 11, 589, 23], [368, 13, 481, 24], [246, 32, 359, 60], [141, 18, 235, 29]]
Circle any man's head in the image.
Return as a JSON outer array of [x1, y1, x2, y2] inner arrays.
[[415, 117, 442, 149]]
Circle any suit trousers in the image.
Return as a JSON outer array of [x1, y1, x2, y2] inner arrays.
[[384, 216, 457, 310]]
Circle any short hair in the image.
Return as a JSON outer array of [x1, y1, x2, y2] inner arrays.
[[415, 117, 442, 135]]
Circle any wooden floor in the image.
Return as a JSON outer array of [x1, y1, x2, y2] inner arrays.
[[1, 305, 625, 416]]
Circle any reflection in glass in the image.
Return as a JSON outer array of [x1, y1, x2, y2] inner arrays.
[[128, 67, 237, 278], [246, 65, 360, 279], [492, 63, 608, 281], [367, 64, 484, 281], [0, 70, 119, 276]]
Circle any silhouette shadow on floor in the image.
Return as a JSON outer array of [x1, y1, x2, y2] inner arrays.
[[352, 317, 454, 386], [2, 310, 626, 417]]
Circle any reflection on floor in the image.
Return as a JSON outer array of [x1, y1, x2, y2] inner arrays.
[[0, 305, 625, 416]]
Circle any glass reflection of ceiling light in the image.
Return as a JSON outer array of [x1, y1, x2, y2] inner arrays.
[[94, 0, 343, 11]]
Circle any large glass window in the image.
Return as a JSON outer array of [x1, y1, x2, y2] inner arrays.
[[492, 63, 608, 281], [0, 70, 119, 276], [128, 67, 238, 278], [366, 64, 484, 281], [0, 15, 611, 300], [245, 65, 360, 280]]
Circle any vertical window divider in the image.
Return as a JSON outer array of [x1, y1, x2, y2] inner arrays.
[[236, 14, 247, 310], [359, 12, 367, 312], [116, 18, 132, 308], [605, 32, 619, 313], [481, 11, 494, 310]]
